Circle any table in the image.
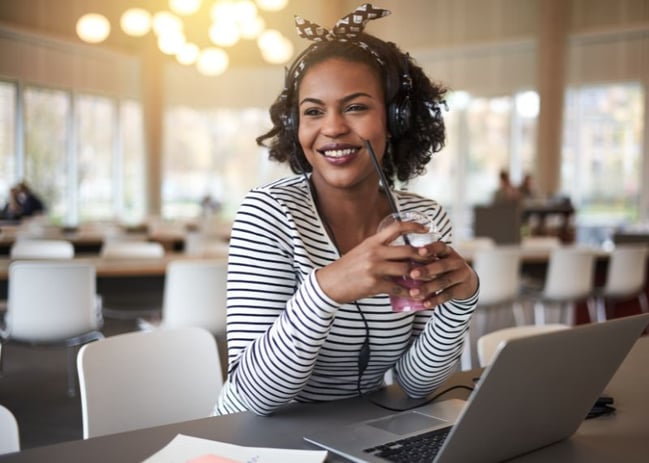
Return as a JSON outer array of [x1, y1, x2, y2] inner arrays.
[[2, 336, 647, 463]]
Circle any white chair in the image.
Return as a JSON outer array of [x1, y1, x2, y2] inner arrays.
[[526, 247, 597, 325], [0, 261, 103, 397], [100, 241, 165, 259], [454, 236, 495, 256], [139, 259, 228, 336], [0, 404, 20, 455], [9, 239, 74, 259], [477, 324, 570, 367], [521, 236, 562, 251], [590, 245, 649, 322], [77, 326, 223, 438], [99, 241, 166, 319], [461, 246, 522, 369]]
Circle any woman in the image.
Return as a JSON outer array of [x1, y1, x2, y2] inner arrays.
[[214, 3, 479, 416]]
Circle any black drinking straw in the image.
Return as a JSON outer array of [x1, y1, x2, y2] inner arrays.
[[363, 139, 411, 245]]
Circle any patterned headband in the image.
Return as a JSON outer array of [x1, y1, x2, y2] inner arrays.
[[290, 3, 391, 82]]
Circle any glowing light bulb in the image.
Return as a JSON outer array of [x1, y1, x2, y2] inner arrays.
[[76, 13, 111, 43]]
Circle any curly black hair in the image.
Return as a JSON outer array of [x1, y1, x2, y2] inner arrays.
[[256, 33, 448, 188]]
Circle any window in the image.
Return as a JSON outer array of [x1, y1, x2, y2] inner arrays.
[[0, 81, 16, 205], [562, 83, 644, 227], [76, 94, 116, 223], [409, 90, 539, 239], [24, 86, 70, 223], [15, 85, 146, 226], [162, 106, 291, 220]]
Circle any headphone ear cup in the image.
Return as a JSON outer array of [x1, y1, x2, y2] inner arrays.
[[388, 95, 411, 139], [282, 106, 298, 138]]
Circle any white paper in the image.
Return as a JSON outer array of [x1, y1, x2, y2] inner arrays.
[[143, 434, 328, 463]]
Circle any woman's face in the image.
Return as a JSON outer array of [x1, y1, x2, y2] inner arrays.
[[297, 57, 387, 191]]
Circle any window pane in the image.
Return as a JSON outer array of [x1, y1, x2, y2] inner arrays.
[[162, 106, 290, 220], [77, 94, 116, 222], [120, 99, 146, 225], [24, 86, 69, 222], [562, 83, 644, 227], [0, 81, 16, 205]]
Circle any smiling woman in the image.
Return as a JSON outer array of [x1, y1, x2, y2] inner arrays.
[[214, 3, 478, 417]]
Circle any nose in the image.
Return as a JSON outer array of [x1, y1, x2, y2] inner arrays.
[[321, 111, 350, 137]]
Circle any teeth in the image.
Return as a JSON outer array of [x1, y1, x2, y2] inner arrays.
[[323, 148, 356, 158]]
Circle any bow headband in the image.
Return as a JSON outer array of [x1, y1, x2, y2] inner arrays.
[[289, 4, 391, 81]]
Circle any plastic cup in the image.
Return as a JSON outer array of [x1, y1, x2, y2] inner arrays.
[[378, 211, 441, 312]]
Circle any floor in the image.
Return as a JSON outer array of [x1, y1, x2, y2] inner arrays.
[[0, 318, 137, 450]]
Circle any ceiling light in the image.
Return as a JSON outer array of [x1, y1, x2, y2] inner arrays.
[[169, 0, 202, 16], [260, 35, 293, 64], [209, 22, 240, 47], [158, 30, 186, 55], [120, 8, 151, 37], [239, 15, 265, 39], [255, 0, 288, 12], [152, 11, 183, 36], [197, 47, 229, 76], [76, 13, 111, 44], [176, 42, 200, 65]]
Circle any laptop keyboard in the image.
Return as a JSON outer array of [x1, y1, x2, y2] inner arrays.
[[363, 426, 451, 462]]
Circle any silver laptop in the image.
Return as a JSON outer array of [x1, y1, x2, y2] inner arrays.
[[304, 313, 649, 463]]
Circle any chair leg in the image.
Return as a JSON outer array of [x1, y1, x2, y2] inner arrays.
[[67, 345, 77, 398], [596, 297, 608, 322], [460, 331, 472, 371], [534, 301, 546, 325], [512, 301, 527, 326], [639, 293, 649, 314]]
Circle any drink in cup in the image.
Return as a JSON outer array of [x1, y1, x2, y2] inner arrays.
[[378, 211, 441, 312]]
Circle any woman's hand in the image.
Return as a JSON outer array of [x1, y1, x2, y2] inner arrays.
[[315, 219, 478, 306], [406, 241, 479, 308]]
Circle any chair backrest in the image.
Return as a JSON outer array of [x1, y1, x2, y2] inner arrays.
[[6, 261, 99, 342], [472, 246, 522, 306], [473, 202, 522, 245], [77, 326, 223, 438], [0, 404, 20, 455], [477, 324, 570, 367], [520, 236, 562, 251], [604, 245, 649, 296], [455, 236, 495, 258], [162, 259, 228, 335], [10, 239, 74, 259], [100, 241, 165, 259], [543, 247, 596, 300]]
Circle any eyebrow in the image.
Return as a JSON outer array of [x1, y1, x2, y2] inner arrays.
[[298, 92, 374, 107]]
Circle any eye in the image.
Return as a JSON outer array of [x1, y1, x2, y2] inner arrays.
[[303, 106, 324, 117], [345, 103, 368, 113]]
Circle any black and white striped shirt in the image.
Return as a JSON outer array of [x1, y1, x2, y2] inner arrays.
[[214, 175, 477, 416]]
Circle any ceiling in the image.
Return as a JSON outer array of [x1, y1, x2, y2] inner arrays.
[[0, 0, 338, 68]]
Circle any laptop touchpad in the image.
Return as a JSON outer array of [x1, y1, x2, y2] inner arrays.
[[367, 411, 448, 436]]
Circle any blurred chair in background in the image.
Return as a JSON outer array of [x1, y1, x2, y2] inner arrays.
[[477, 323, 570, 367], [590, 244, 649, 322], [461, 246, 523, 370], [99, 241, 166, 319], [524, 247, 596, 325], [138, 259, 227, 336], [0, 404, 20, 455], [10, 239, 74, 259], [77, 326, 223, 438], [99, 241, 165, 259], [0, 261, 103, 397]]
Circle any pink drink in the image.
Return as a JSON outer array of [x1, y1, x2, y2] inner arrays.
[[378, 212, 440, 312], [390, 274, 426, 312]]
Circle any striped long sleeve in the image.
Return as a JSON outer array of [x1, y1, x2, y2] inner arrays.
[[214, 175, 477, 416]]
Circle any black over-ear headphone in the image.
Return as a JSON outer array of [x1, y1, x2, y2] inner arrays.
[[387, 53, 413, 139]]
